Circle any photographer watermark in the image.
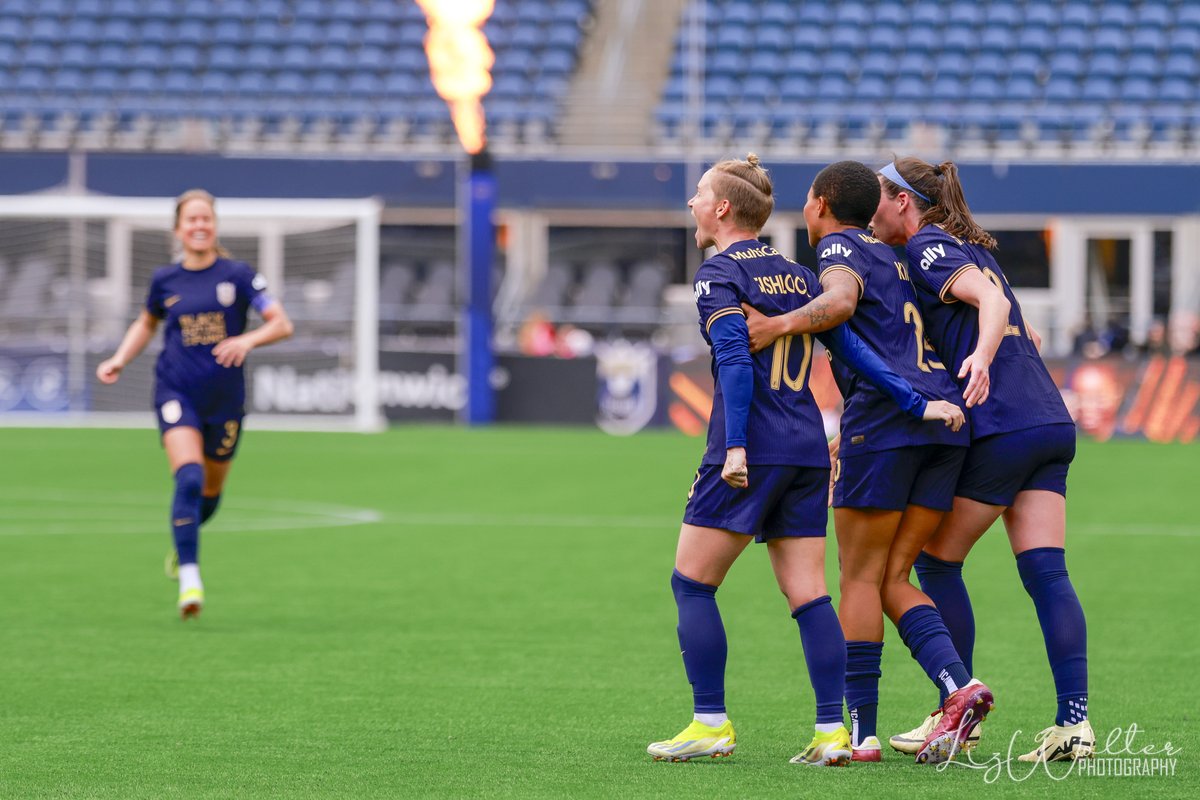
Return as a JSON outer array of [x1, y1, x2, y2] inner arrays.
[[937, 723, 1180, 783]]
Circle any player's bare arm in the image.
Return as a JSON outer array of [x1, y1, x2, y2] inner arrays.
[[213, 302, 295, 368], [96, 310, 160, 384], [943, 268, 1010, 408], [740, 270, 858, 353]]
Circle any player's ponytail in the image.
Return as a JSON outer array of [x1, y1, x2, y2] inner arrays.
[[173, 188, 233, 261], [882, 157, 997, 250], [710, 153, 775, 232]]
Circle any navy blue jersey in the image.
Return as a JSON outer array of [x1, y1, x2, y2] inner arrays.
[[145, 258, 272, 408], [695, 240, 829, 468], [905, 225, 1071, 438], [818, 229, 969, 457]]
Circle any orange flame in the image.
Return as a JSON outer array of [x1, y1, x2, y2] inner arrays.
[[416, 0, 495, 154]]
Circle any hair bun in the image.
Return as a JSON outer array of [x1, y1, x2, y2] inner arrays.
[[746, 152, 760, 168]]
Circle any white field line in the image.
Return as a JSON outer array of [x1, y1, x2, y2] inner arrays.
[[0, 489, 1194, 537]]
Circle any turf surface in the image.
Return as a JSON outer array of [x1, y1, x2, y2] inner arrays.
[[0, 426, 1194, 798]]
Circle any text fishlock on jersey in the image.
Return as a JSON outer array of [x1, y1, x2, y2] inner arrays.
[[918, 243, 946, 270], [821, 242, 854, 260], [694, 279, 711, 299]]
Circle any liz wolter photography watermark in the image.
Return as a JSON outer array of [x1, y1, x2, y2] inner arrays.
[[940, 724, 1181, 783]]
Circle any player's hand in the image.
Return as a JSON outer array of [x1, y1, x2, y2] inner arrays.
[[213, 335, 253, 367], [957, 351, 991, 408], [96, 358, 124, 384], [740, 303, 781, 353], [722, 446, 748, 489], [923, 400, 966, 432]]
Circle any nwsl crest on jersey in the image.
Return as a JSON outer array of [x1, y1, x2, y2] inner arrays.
[[596, 340, 658, 436], [216, 281, 236, 307]]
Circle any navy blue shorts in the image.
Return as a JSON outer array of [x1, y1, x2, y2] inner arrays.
[[955, 423, 1076, 506], [683, 464, 830, 541], [156, 391, 244, 462], [833, 444, 968, 512]]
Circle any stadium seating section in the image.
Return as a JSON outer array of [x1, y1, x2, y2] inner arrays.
[[1, 1, 1196, 154], [659, 1, 1199, 152], [0, 0, 593, 151]]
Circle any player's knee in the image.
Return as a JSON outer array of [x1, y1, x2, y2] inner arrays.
[[175, 462, 204, 501], [671, 568, 718, 600]]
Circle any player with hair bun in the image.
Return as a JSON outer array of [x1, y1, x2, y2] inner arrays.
[[871, 157, 1093, 763], [647, 155, 964, 766], [97, 189, 294, 620]]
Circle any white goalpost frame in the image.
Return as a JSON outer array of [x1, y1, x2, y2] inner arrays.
[[0, 193, 385, 433]]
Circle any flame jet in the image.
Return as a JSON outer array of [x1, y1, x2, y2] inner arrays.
[[416, 0, 495, 154]]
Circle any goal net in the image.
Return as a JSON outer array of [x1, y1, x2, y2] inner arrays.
[[0, 194, 383, 432]]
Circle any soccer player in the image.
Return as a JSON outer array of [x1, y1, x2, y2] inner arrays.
[[647, 155, 964, 766], [742, 161, 992, 765], [96, 189, 294, 620], [870, 158, 1093, 763]]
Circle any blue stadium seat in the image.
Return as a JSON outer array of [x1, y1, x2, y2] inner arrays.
[[909, 2, 944, 29], [1087, 52, 1123, 80], [1129, 27, 1166, 55], [947, 5, 984, 28], [1092, 28, 1131, 54], [1003, 76, 1039, 102], [1055, 26, 1089, 54], [1079, 77, 1118, 104], [1014, 27, 1053, 53], [872, 2, 907, 28], [1124, 53, 1162, 81], [1158, 78, 1195, 105], [1046, 52, 1085, 79], [892, 76, 927, 102], [1060, 3, 1097, 28], [1022, 2, 1057, 28], [1137, 3, 1172, 29], [1007, 52, 1043, 81], [984, 3, 1021, 28], [1098, 5, 1135, 28], [834, 3, 872, 28], [1120, 78, 1156, 104], [1167, 28, 1200, 54], [795, 3, 833, 27], [1042, 77, 1079, 104], [854, 76, 890, 102], [1163, 52, 1198, 80]]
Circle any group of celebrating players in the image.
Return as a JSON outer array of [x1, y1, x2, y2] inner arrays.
[[648, 155, 1093, 767], [88, 157, 1092, 771]]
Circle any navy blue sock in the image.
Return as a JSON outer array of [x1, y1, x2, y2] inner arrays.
[[793, 596, 846, 726], [896, 604, 972, 699], [1016, 547, 1088, 725], [200, 494, 221, 525], [671, 569, 726, 714], [845, 640, 883, 746], [914, 551, 975, 705], [171, 463, 204, 565]]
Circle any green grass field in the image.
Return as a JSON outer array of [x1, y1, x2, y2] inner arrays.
[[0, 426, 1194, 798]]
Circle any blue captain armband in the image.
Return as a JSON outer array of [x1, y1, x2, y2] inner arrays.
[[817, 324, 927, 418], [709, 312, 753, 449]]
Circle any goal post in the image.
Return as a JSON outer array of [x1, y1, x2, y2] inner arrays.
[[0, 193, 384, 432]]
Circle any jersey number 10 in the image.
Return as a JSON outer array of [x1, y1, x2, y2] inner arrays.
[[769, 334, 813, 391]]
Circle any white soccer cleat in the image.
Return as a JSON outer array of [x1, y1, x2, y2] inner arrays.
[[1017, 720, 1095, 762], [890, 710, 983, 754]]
